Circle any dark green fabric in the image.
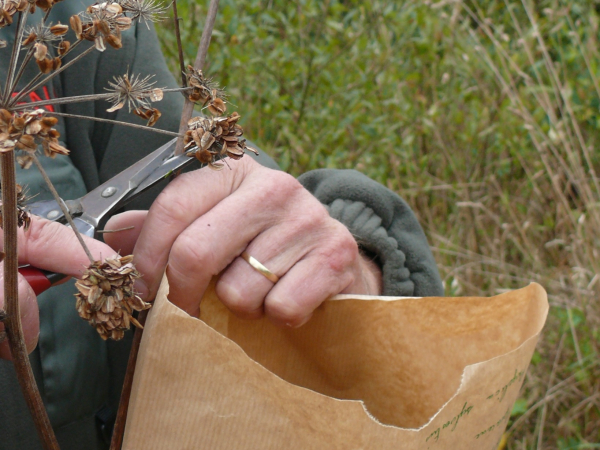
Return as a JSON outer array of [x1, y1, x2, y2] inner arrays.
[[0, 4, 442, 450]]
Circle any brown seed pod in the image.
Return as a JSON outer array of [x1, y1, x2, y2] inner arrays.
[[133, 107, 161, 127], [35, 0, 53, 10], [17, 154, 33, 169], [1, 9, 14, 26], [57, 40, 70, 55], [50, 23, 69, 35], [36, 57, 53, 73], [22, 32, 37, 46], [70, 15, 83, 39], [33, 42, 47, 61], [17, 134, 36, 151], [43, 139, 69, 157], [105, 33, 122, 49], [207, 97, 226, 116], [95, 18, 110, 36]]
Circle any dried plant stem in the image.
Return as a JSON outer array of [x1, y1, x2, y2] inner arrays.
[[31, 154, 95, 264], [12, 87, 190, 111], [2, 10, 28, 105], [9, 48, 35, 98], [171, 0, 186, 86], [174, 0, 220, 155], [49, 111, 184, 138], [0, 153, 60, 450], [10, 44, 96, 107], [109, 309, 148, 450]]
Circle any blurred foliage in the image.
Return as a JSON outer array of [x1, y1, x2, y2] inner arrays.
[[158, 0, 600, 447]]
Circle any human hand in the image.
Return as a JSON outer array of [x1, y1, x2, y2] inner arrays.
[[0, 218, 119, 360], [104, 157, 382, 327]]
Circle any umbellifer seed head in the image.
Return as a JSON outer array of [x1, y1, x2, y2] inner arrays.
[[75, 255, 150, 340]]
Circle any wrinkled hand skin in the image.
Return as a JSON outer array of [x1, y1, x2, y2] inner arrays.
[[105, 157, 382, 328], [0, 218, 117, 360]]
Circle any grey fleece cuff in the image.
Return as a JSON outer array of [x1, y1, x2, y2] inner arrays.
[[298, 169, 444, 297], [326, 199, 412, 296]]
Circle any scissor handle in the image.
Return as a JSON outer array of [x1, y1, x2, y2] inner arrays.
[[18, 266, 67, 296]]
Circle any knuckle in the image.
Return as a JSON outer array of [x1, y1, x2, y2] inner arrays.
[[252, 170, 304, 208], [22, 218, 61, 259], [169, 233, 215, 276], [215, 280, 263, 319], [320, 224, 359, 275], [151, 174, 197, 224]]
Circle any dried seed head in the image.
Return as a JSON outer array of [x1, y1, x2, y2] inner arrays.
[[183, 112, 257, 170], [0, 109, 70, 161], [75, 255, 151, 341], [105, 72, 164, 114], [117, 0, 166, 27], [74, 2, 132, 51], [23, 23, 69, 53], [185, 66, 228, 115]]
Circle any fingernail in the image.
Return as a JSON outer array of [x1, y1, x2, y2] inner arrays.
[[286, 313, 313, 329], [135, 279, 149, 300]]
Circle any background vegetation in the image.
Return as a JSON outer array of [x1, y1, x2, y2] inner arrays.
[[158, 0, 600, 447]]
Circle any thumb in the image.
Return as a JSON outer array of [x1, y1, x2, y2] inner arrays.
[[0, 270, 39, 360]]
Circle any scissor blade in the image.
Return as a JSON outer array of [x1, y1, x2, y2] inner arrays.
[[78, 138, 183, 228], [120, 151, 198, 204]]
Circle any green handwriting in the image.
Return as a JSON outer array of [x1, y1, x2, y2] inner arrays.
[[425, 402, 474, 444], [486, 368, 525, 403], [475, 408, 511, 440]]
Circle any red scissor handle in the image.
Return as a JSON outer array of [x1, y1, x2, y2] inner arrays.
[[18, 266, 66, 296]]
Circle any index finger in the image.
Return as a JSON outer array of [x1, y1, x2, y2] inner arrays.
[[0, 216, 117, 277]]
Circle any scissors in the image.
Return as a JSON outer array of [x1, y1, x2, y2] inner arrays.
[[18, 137, 198, 295]]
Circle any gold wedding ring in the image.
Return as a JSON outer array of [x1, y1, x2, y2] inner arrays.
[[241, 251, 279, 283]]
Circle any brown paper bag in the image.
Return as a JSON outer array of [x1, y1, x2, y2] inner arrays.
[[123, 278, 548, 449]]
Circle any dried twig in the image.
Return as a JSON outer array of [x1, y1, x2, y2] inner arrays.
[[2, 11, 28, 104], [0, 153, 60, 450], [49, 111, 184, 138], [11, 87, 189, 111], [174, 0, 220, 155], [31, 155, 95, 264], [171, 0, 186, 87], [109, 309, 148, 450]]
